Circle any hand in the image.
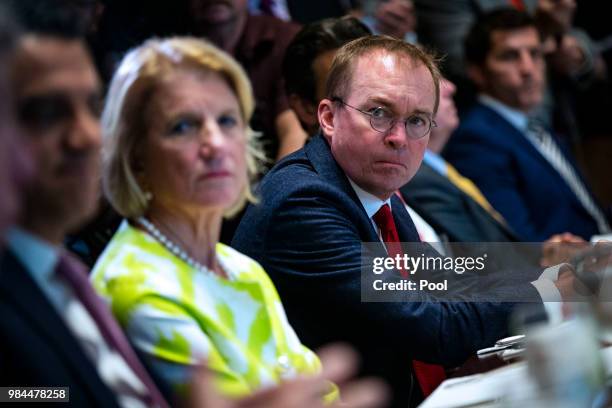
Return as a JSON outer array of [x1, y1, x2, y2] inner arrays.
[[189, 343, 389, 408], [548, 34, 587, 76], [571, 241, 612, 296], [374, 0, 416, 39], [553, 242, 612, 302], [537, 0, 576, 33], [540, 232, 588, 267]]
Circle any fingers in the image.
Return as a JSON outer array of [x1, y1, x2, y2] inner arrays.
[[189, 364, 230, 408], [318, 343, 390, 408], [541, 233, 589, 267], [235, 377, 329, 408], [374, 0, 416, 38], [334, 378, 389, 408], [317, 343, 360, 384], [188, 345, 389, 408]]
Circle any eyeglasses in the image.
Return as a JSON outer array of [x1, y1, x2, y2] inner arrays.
[[332, 97, 437, 140]]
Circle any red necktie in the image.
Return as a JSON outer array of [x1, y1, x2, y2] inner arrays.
[[372, 204, 446, 397], [55, 252, 169, 408], [373, 203, 408, 278]]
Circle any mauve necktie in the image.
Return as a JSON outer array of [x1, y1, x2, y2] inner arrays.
[[372, 204, 446, 397], [55, 252, 169, 408]]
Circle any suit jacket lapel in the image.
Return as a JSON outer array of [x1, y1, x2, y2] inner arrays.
[[391, 195, 421, 242], [477, 103, 576, 178], [476, 103, 596, 210], [305, 134, 380, 242], [421, 162, 520, 240], [0, 250, 118, 405], [305, 134, 425, 244]]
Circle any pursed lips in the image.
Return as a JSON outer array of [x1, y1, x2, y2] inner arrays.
[[199, 170, 232, 179], [374, 160, 407, 169]]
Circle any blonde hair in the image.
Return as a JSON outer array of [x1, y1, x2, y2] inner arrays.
[[101, 37, 261, 219], [326, 35, 442, 114]]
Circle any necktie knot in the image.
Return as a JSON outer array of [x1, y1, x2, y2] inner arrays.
[[55, 252, 88, 287], [372, 203, 403, 274], [527, 119, 550, 143], [373, 204, 394, 235]]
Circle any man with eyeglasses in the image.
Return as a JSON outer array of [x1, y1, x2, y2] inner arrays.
[[233, 35, 578, 407]]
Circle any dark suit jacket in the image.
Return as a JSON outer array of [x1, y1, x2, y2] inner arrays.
[[232, 134, 542, 407], [443, 102, 603, 241], [400, 161, 519, 242], [0, 250, 121, 407]]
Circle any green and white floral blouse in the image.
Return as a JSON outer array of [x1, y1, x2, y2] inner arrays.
[[91, 220, 327, 399]]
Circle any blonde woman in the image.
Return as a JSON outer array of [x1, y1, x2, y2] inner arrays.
[[91, 37, 332, 400]]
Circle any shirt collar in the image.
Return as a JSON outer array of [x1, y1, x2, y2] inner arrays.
[[7, 227, 59, 285], [478, 94, 529, 133], [348, 178, 392, 220]]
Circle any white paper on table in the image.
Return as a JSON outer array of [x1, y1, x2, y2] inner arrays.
[[419, 345, 612, 408], [591, 234, 612, 242], [418, 363, 528, 408]]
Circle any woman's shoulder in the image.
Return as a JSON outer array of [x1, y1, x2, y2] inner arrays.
[[91, 219, 176, 280], [216, 242, 262, 268], [216, 242, 268, 278]]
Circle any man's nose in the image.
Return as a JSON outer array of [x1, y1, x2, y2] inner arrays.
[[518, 51, 537, 75], [66, 106, 101, 150], [384, 121, 409, 150]]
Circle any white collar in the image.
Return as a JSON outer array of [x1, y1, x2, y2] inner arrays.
[[7, 227, 59, 285], [478, 94, 529, 133], [348, 178, 392, 220]]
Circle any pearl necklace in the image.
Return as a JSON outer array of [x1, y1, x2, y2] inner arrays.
[[137, 217, 233, 280]]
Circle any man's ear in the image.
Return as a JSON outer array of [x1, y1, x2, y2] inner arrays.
[[467, 63, 486, 90], [288, 94, 318, 130], [318, 98, 335, 143]]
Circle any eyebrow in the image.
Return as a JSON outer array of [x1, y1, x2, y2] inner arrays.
[[161, 106, 243, 126], [411, 109, 435, 118], [365, 96, 394, 108], [365, 96, 434, 117]]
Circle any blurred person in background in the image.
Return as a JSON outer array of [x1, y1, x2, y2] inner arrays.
[[184, 0, 305, 164], [283, 16, 371, 137], [443, 8, 610, 241], [399, 78, 521, 242], [352, 0, 418, 43], [0, 7, 32, 242], [0, 3, 170, 405]]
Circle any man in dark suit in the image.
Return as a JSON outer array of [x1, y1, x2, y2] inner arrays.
[[282, 16, 518, 244], [233, 35, 577, 407], [283, 17, 504, 245], [443, 8, 610, 242], [0, 4, 170, 405], [0, 8, 31, 241], [400, 78, 520, 242]]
